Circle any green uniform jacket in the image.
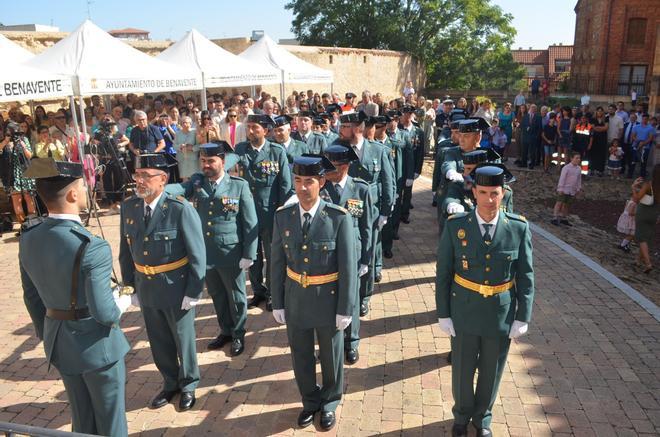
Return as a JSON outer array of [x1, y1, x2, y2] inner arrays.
[[234, 140, 292, 230], [119, 194, 207, 309], [383, 130, 414, 191], [292, 130, 327, 154], [323, 131, 339, 145], [440, 146, 463, 181], [20, 219, 129, 374], [435, 210, 534, 337], [400, 123, 425, 175], [342, 139, 395, 217], [321, 176, 374, 266], [279, 138, 309, 167], [166, 173, 259, 269], [271, 201, 357, 329], [432, 141, 458, 193]]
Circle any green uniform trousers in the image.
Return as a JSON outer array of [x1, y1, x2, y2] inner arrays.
[[401, 184, 413, 219], [451, 333, 511, 428], [382, 191, 403, 252], [374, 227, 383, 276], [142, 306, 200, 393], [60, 360, 127, 437], [206, 266, 247, 340], [344, 269, 361, 351], [249, 227, 272, 298], [287, 325, 344, 413]]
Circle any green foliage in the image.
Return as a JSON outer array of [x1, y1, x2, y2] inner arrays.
[[285, 0, 525, 90]]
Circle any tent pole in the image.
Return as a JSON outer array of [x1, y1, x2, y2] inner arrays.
[[201, 72, 208, 111], [280, 69, 285, 106], [29, 100, 35, 119], [79, 97, 88, 140], [69, 96, 85, 172]]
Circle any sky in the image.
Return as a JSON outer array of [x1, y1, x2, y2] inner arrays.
[[1, 0, 576, 49]]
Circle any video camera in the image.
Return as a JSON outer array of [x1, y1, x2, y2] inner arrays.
[[93, 119, 117, 142], [4, 121, 24, 145]]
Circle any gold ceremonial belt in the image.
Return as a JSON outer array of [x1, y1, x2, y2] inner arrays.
[[135, 257, 189, 275], [454, 274, 514, 297], [286, 267, 339, 288]]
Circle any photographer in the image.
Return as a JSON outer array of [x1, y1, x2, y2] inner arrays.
[[94, 117, 130, 212], [1, 121, 37, 223], [128, 110, 164, 155]]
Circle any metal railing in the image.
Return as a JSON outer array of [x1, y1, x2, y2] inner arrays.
[[0, 422, 97, 437]]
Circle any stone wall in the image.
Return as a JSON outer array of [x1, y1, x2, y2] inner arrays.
[[1, 32, 424, 103]]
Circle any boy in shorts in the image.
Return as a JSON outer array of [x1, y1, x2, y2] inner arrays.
[[552, 152, 582, 225]]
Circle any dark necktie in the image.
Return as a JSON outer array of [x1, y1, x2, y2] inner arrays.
[[302, 212, 311, 238], [144, 205, 152, 226], [483, 223, 493, 243], [335, 183, 343, 197]]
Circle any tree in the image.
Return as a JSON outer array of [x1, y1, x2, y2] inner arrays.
[[285, 0, 525, 90]]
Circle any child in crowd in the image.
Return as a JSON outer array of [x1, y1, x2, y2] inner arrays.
[[616, 192, 637, 252], [552, 152, 582, 226], [542, 112, 557, 172], [488, 119, 507, 157], [607, 139, 623, 176]]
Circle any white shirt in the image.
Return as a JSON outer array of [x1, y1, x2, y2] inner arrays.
[[49, 213, 82, 224], [208, 173, 226, 189], [144, 192, 163, 217], [581, 94, 591, 106], [282, 138, 292, 150], [351, 137, 365, 160], [298, 130, 310, 142], [299, 197, 321, 226], [250, 139, 266, 153], [334, 174, 348, 191], [475, 208, 499, 238]]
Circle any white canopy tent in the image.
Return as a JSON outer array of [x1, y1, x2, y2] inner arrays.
[[157, 29, 280, 109], [238, 34, 333, 102], [0, 33, 35, 62]]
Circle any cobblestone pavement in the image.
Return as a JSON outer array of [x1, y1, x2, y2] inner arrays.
[[0, 177, 659, 436]]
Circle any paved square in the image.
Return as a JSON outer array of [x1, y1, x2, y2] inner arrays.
[[0, 177, 658, 436]]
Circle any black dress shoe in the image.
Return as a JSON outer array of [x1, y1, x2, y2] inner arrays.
[[447, 351, 452, 364], [297, 409, 316, 428], [266, 296, 273, 312], [401, 216, 410, 224], [230, 339, 244, 356], [410, 204, 414, 210], [451, 423, 468, 437], [384, 250, 393, 259], [374, 272, 382, 283], [473, 424, 492, 436], [320, 411, 336, 430], [432, 200, 437, 207], [207, 334, 232, 350], [150, 390, 179, 409], [359, 303, 369, 317], [248, 295, 265, 308], [345, 348, 359, 364], [179, 391, 195, 411]]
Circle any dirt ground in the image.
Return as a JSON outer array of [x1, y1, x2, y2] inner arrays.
[[423, 158, 660, 306]]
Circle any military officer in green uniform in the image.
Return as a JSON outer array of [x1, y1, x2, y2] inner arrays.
[[338, 111, 395, 315], [292, 110, 327, 154], [235, 114, 292, 311], [436, 165, 534, 437], [319, 113, 339, 144], [271, 155, 357, 431], [432, 112, 464, 208], [20, 158, 131, 436], [119, 154, 206, 411], [272, 115, 309, 172], [166, 142, 258, 356], [399, 105, 425, 224], [321, 145, 373, 364]]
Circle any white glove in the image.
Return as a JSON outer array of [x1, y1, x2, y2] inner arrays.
[[336, 314, 352, 331], [438, 317, 456, 337], [446, 169, 464, 182], [377, 215, 388, 230], [414, 173, 420, 179], [130, 293, 140, 308], [273, 309, 286, 324], [239, 258, 254, 271], [405, 179, 414, 187], [509, 320, 529, 339], [358, 264, 369, 277], [181, 296, 200, 311], [115, 294, 132, 314], [446, 203, 465, 214], [283, 194, 299, 206]]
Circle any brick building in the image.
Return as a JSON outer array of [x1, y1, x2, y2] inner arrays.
[[570, 0, 660, 105], [512, 44, 573, 89]]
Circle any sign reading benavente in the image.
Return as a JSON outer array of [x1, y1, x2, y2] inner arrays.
[[1, 79, 64, 97]]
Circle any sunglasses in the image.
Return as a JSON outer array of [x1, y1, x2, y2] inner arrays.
[[228, 114, 237, 118]]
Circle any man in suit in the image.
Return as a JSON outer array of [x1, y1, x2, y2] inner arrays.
[[338, 111, 395, 315], [622, 113, 639, 177], [235, 114, 292, 311], [520, 104, 542, 169], [436, 165, 534, 437], [322, 145, 373, 364], [271, 155, 357, 431], [119, 154, 206, 411], [20, 158, 131, 436], [292, 110, 327, 154], [166, 142, 258, 356]]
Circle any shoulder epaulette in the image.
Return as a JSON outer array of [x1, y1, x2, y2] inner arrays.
[[277, 202, 297, 212], [504, 185, 513, 192], [352, 177, 369, 186], [504, 212, 526, 222], [229, 175, 246, 182], [20, 216, 44, 233], [325, 203, 348, 214], [268, 142, 286, 152]]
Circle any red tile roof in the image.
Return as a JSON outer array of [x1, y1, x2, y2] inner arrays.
[[512, 50, 548, 65]]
